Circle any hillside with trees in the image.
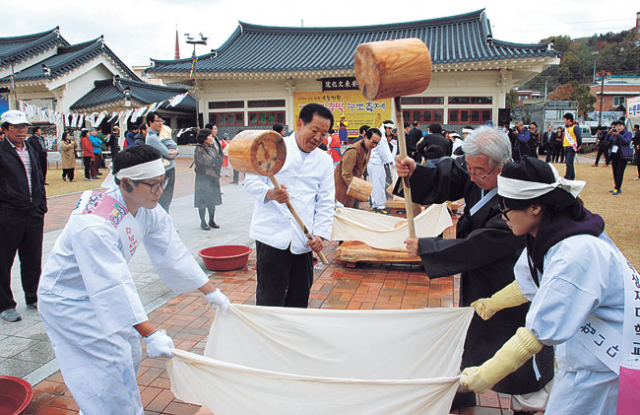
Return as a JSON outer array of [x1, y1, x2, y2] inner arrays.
[[521, 29, 640, 104]]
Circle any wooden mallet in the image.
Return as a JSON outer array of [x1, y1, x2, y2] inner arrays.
[[354, 38, 432, 238], [227, 130, 329, 265]]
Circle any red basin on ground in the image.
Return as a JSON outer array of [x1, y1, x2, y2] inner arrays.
[[0, 376, 33, 414], [199, 245, 252, 271]]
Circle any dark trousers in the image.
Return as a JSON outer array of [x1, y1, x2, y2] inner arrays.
[[158, 168, 176, 212], [83, 157, 92, 179], [91, 154, 101, 178], [232, 169, 240, 183], [611, 153, 628, 191], [62, 168, 75, 181], [0, 210, 44, 311], [634, 151, 640, 178], [255, 241, 313, 308], [41, 157, 48, 182], [550, 144, 563, 163], [564, 147, 576, 180], [594, 147, 610, 166]]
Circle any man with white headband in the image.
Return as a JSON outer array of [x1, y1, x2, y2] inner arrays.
[[366, 120, 394, 214], [462, 156, 628, 414], [395, 127, 553, 412], [37, 145, 230, 415]]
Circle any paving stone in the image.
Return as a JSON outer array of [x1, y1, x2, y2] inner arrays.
[[13, 340, 57, 364], [0, 335, 38, 358], [14, 321, 50, 341], [0, 357, 41, 377]]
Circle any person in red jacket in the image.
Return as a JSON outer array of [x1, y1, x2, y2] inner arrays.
[[80, 129, 94, 181]]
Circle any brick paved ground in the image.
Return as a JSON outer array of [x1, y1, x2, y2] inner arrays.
[[21, 164, 520, 415]]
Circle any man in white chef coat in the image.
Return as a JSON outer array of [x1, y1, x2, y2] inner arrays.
[[37, 145, 230, 415], [244, 103, 335, 308]]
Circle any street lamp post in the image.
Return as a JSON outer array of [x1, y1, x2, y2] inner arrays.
[[185, 32, 208, 129], [597, 71, 608, 128]]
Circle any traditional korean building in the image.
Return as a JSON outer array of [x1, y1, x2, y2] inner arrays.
[[0, 28, 195, 136], [145, 9, 561, 136]]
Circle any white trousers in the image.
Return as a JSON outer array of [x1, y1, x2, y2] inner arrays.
[[367, 163, 386, 209]]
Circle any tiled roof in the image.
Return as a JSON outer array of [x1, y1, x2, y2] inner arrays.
[[0, 37, 140, 84], [147, 9, 560, 75], [70, 77, 195, 112], [0, 27, 68, 67]]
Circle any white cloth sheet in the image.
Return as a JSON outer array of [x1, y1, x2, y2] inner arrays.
[[168, 304, 474, 415], [331, 204, 453, 250]]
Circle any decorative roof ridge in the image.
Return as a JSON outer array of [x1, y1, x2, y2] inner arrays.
[[0, 28, 68, 63], [92, 77, 189, 92], [236, 9, 486, 34], [57, 36, 103, 55], [0, 27, 60, 44], [150, 51, 216, 65]]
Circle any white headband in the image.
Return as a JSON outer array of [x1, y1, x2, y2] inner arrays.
[[462, 128, 473, 134], [382, 122, 395, 129], [115, 159, 165, 181], [497, 163, 586, 200]]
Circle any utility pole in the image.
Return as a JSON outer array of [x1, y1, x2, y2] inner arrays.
[[10, 62, 18, 110], [597, 71, 606, 128], [185, 32, 208, 129]]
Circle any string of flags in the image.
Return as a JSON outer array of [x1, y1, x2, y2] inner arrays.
[[189, 54, 198, 79], [17, 91, 191, 129]]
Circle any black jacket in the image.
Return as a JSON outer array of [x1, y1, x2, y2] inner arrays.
[[0, 138, 47, 214], [416, 133, 450, 160]]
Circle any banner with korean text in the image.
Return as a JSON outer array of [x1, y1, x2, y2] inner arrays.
[[293, 91, 391, 137]]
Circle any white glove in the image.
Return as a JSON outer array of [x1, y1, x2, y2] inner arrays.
[[206, 288, 230, 315], [142, 329, 174, 358]]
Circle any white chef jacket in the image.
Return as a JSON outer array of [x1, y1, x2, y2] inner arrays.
[[38, 189, 209, 415], [244, 134, 335, 254], [515, 232, 624, 414], [369, 132, 393, 166]]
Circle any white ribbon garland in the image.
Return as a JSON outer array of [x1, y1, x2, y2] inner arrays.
[[497, 163, 586, 200]]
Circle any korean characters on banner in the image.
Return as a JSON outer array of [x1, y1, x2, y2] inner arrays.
[[626, 97, 640, 128], [293, 91, 392, 138]]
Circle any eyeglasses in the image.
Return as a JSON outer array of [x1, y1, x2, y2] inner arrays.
[[369, 140, 380, 146], [136, 178, 168, 195], [460, 159, 498, 180], [497, 205, 514, 221]]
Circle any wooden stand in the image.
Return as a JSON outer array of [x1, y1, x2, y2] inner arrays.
[[346, 177, 373, 202], [386, 198, 423, 219], [336, 241, 422, 266]]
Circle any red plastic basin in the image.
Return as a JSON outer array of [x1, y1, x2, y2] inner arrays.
[[0, 376, 33, 414], [199, 245, 252, 271]]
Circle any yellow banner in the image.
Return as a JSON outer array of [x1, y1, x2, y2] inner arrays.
[[293, 91, 392, 137]]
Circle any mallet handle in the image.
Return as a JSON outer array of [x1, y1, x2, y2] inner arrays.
[[394, 97, 416, 238], [269, 175, 329, 265]]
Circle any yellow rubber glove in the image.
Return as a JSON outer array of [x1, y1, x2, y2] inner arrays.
[[471, 281, 528, 320], [461, 327, 543, 393]]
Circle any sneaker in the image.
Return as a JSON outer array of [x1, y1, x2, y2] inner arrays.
[[612, 190, 622, 195], [591, 164, 597, 167], [63, 177, 67, 181], [1, 308, 21, 322], [603, 164, 609, 168], [633, 177, 640, 181], [84, 178, 92, 181], [27, 302, 37, 310], [92, 177, 98, 180], [609, 189, 616, 194]]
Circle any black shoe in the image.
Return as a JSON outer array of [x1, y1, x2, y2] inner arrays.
[[44, 182, 50, 185], [27, 302, 37, 310], [209, 221, 220, 229], [200, 221, 211, 230]]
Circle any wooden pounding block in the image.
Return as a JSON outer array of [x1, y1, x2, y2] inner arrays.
[[346, 177, 373, 202], [227, 130, 286, 176], [386, 198, 423, 219], [354, 38, 432, 101], [336, 241, 421, 264]]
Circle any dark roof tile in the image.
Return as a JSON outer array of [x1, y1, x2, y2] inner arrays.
[[0, 27, 68, 67], [148, 9, 559, 75]]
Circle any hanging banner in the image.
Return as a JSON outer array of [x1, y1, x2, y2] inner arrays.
[[293, 91, 391, 137]]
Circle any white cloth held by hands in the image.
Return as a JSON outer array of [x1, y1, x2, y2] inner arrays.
[[206, 289, 230, 315], [143, 329, 174, 358]]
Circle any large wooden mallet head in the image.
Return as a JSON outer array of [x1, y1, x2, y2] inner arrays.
[[354, 38, 432, 100], [227, 130, 287, 177]]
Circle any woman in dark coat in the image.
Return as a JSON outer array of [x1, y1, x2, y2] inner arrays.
[[194, 128, 223, 230]]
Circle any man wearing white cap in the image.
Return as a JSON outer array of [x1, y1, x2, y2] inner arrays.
[[366, 120, 394, 214], [0, 110, 47, 322], [37, 145, 230, 414]]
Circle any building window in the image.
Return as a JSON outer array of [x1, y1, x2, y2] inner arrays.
[[248, 99, 286, 108], [613, 96, 625, 107], [208, 101, 243, 109], [209, 112, 244, 126], [401, 97, 444, 105], [448, 109, 492, 125], [248, 111, 285, 126], [403, 109, 442, 124], [448, 96, 492, 105]]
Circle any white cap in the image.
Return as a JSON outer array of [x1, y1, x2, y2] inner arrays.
[[1, 110, 31, 126]]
